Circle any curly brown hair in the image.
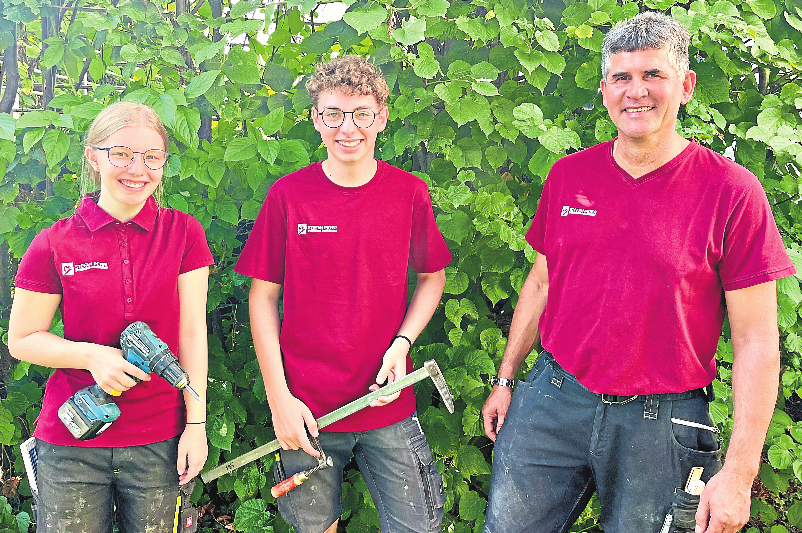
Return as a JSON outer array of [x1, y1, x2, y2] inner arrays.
[[305, 55, 390, 108]]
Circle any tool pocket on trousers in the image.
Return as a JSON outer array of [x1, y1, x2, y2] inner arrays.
[[670, 399, 720, 453], [669, 489, 699, 532], [413, 439, 446, 521]]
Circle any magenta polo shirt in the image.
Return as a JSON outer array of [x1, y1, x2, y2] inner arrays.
[[236, 161, 452, 432], [15, 193, 213, 447]]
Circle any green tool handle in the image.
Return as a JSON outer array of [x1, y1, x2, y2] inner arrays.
[[201, 364, 431, 483]]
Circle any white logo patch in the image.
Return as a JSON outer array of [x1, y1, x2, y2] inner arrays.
[[561, 205, 597, 217], [62, 261, 109, 275], [298, 223, 337, 234]]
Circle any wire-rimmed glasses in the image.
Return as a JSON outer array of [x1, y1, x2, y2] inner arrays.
[[317, 108, 377, 128], [92, 146, 169, 170]]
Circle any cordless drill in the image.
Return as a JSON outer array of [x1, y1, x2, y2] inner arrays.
[[57, 321, 201, 440]]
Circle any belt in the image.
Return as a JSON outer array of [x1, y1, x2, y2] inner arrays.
[[600, 387, 711, 405]]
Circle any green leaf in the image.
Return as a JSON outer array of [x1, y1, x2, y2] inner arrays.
[[173, 106, 200, 149], [437, 210, 473, 244], [216, 201, 240, 226], [279, 139, 309, 164], [343, 6, 388, 34], [788, 500, 802, 527], [168, 194, 188, 213], [42, 41, 65, 70], [459, 490, 486, 521], [191, 40, 227, 64], [768, 443, 794, 469], [258, 139, 280, 164], [693, 62, 730, 105], [455, 444, 491, 477], [747, 0, 776, 19], [413, 43, 440, 79], [224, 48, 262, 85], [224, 138, 258, 163], [413, 0, 449, 17], [0, 206, 21, 234], [393, 16, 426, 46], [0, 407, 13, 445], [0, 115, 14, 141], [16, 111, 61, 130], [481, 273, 511, 306], [184, 70, 220, 100], [262, 107, 284, 137], [471, 81, 499, 96], [538, 128, 581, 154], [208, 413, 235, 451], [445, 267, 469, 295], [230, 0, 260, 18], [41, 129, 69, 167], [233, 498, 270, 532], [535, 30, 560, 52], [541, 51, 566, 75], [575, 61, 600, 90], [464, 349, 495, 376], [22, 128, 45, 154]]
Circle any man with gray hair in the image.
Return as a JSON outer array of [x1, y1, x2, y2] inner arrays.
[[482, 11, 794, 533]]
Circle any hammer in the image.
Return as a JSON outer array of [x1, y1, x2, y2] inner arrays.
[[201, 360, 454, 483]]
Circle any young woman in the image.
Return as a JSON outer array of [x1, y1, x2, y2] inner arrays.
[[8, 102, 213, 533]]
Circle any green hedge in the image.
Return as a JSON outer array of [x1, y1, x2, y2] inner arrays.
[[0, 0, 801, 530]]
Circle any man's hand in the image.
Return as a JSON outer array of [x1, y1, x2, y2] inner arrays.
[[369, 338, 409, 406], [270, 393, 320, 457], [482, 385, 513, 441], [694, 467, 753, 533], [177, 423, 208, 484]]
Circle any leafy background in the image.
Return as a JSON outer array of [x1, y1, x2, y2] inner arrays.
[[0, 0, 801, 530]]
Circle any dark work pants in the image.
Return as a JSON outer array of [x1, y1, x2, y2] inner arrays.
[[484, 353, 722, 533]]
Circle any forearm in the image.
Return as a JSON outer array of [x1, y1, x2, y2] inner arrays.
[[178, 330, 208, 422], [725, 338, 779, 478], [396, 269, 446, 342]]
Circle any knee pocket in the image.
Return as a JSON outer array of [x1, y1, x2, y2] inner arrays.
[[411, 437, 445, 528]]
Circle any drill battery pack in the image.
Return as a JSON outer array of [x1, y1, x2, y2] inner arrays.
[[57, 384, 121, 440]]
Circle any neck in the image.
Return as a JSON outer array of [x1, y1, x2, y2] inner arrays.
[[612, 133, 690, 179], [97, 195, 147, 223], [321, 158, 378, 187]]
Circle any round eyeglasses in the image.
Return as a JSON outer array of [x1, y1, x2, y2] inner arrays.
[[93, 146, 169, 170], [317, 108, 377, 129]]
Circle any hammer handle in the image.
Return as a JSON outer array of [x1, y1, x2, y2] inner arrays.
[[270, 472, 308, 498], [201, 363, 435, 483]]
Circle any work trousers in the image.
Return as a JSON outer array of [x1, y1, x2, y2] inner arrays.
[[484, 352, 722, 533]]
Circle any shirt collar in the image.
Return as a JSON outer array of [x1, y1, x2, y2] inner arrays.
[[77, 192, 159, 232]]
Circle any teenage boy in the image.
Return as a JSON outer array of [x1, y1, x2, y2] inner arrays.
[[235, 56, 451, 533]]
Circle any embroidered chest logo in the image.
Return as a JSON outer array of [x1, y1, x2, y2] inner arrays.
[[62, 262, 109, 276], [561, 205, 597, 217], [297, 223, 337, 235]]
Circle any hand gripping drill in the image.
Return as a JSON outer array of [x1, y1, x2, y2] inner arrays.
[[57, 321, 201, 440]]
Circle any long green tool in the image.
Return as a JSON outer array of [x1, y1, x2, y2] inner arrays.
[[201, 360, 454, 483]]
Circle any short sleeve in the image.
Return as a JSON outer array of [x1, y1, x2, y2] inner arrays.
[[525, 175, 551, 254], [15, 230, 62, 294], [409, 183, 452, 273], [179, 215, 214, 274], [235, 188, 288, 283], [719, 179, 795, 290]]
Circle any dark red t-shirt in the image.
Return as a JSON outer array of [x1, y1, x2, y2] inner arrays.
[[527, 141, 795, 394], [15, 194, 214, 446], [236, 161, 452, 431]]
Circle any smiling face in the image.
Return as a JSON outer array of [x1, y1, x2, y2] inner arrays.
[[85, 125, 165, 221], [600, 47, 696, 148], [312, 90, 388, 170]]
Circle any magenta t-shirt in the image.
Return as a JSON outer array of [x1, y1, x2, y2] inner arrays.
[[15, 194, 214, 446], [527, 141, 795, 395], [236, 161, 452, 431]]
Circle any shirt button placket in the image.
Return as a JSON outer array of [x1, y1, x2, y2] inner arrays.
[[119, 224, 134, 319]]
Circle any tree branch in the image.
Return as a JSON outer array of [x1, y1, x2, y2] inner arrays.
[[0, 25, 20, 114]]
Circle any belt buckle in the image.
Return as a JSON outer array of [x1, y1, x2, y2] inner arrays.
[[601, 394, 639, 405]]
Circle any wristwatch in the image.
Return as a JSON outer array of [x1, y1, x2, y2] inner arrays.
[[489, 376, 516, 389]]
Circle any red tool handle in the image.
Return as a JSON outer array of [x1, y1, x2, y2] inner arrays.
[[271, 472, 308, 498]]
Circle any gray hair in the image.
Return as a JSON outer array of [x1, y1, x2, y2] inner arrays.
[[601, 11, 690, 80]]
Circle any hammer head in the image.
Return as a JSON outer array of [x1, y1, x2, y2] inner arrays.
[[423, 360, 455, 413]]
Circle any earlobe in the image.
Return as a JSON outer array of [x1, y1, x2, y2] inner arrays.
[[681, 70, 697, 105]]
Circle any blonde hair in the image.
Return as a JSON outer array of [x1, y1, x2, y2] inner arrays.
[[82, 102, 169, 201], [305, 56, 390, 108]]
